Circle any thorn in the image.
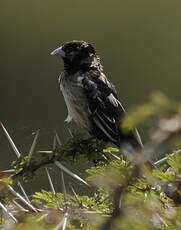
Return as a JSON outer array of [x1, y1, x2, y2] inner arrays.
[[28, 129, 40, 164], [17, 180, 30, 203], [54, 130, 62, 146], [8, 185, 38, 213], [62, 213, 68, 230], [54, 218, 64, 230], [2, 169, 15, 173], [37, 150, 53, 154], [0, 201, 18, 223], [13, 200, 29, 212], [109, 152, 121, 160], [37, 213, 48, 222], [0, 122, 21, 158], [45, 168, 56, 194], [53, 133, 57, 149], [154, 149, 181, 166], [55, 161, 90, 187], [67, 127, 73, 137], [69, 184, 80, 204], [60, 169, 67, 202]]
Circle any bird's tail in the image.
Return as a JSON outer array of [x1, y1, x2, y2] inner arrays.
[[119, 128, 155, 168]]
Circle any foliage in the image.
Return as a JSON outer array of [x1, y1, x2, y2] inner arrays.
[[1, 92, 181, 229]]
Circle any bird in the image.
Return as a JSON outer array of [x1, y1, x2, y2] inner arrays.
[[51, 40, 143, 153]]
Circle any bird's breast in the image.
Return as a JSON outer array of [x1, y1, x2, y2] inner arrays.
[[59, 73, 91, 129]]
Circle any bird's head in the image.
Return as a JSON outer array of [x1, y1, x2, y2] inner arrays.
[[51, 40, 102, 73]]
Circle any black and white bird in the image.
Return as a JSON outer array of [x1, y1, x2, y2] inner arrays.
[[51, 40, 143, 153]]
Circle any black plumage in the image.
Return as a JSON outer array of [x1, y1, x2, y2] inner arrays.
[[51, 40, 143, 150]]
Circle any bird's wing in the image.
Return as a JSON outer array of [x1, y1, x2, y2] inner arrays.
[[82, 73, 143, 148], [82, 73, 125, 146]]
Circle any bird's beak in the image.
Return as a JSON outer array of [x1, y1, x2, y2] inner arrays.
[[50, 46, 66, 57]]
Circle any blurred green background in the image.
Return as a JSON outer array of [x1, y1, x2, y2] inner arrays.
[[0, 0, 181, 193]]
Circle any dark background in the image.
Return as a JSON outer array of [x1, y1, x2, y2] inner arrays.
[[0, 0, 181, 193]]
